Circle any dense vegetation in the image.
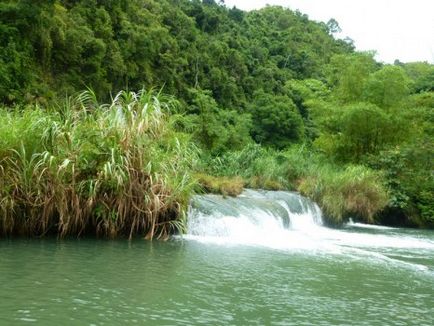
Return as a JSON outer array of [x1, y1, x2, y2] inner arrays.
[[0, 0, 433, 236], [0, 90, 198, 239]]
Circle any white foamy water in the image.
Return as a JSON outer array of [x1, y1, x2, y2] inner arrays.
[[346, 219, 397, 230], [185, 190, 434, 272]]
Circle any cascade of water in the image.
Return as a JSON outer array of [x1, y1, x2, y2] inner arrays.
[[186, 190, 330, 249], [188, 190, 323, 237], [185, 190, 434, 262]]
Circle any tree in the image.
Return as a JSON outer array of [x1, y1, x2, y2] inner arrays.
[[401, 62, 434, 93], [324, 103, 407, 161], [363, 65, 411, 109], [186, 88, 251, 154], [326, 18, 341, 34], [249, 91, 304, 149], [328, 52, 377, 103]]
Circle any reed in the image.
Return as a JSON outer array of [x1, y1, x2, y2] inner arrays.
[[298, 165, 389, 224], [200, 143, 389, 225], [203, 144, 289, 190], [195, 173, 244, 197], [0, 90, 198, 239]]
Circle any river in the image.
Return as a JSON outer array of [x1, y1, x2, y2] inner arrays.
[[1, 190, 433, 325]]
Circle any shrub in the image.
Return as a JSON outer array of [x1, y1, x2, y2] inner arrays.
[[202, 144, 289, 190], [195, 173, 244, 197], [0, 90, 198, 239], [298, 165, 389, 224]]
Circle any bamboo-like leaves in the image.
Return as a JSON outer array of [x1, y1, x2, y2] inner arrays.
[[0, 89, 198, 239]]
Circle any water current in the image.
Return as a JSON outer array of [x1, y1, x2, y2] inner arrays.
[[1, 190, 433, 325]]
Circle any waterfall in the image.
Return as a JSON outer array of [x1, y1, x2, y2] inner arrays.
[[184, 190, 434, 259], [185, 189, 328, 250], [188, 190, 323, 234]]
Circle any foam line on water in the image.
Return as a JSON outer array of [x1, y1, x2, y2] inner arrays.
[[346, 220, 398, 230], [343, 246, 431, 273], [186, 190, 434, 272]]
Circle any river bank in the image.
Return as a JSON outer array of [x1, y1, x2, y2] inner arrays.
[[1, 91, 432, 240]]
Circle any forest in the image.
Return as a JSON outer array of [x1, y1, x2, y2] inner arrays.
[[0, 0, 433, 238]]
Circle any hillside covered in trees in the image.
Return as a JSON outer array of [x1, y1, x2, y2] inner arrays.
[[0, 0, 433, 236]]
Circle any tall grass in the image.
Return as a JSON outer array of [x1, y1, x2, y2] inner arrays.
[[201, 144, 389, 225], [0, 92, 391, 236], [0, 90, 198, 239], [203, 144, 290, 190], [298, 165, 389, 224]]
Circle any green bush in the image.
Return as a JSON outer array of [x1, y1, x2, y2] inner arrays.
[[298, 165, 389, 224], [202, 144, 290, 190], [368, 139, 434, 227], [314, 102, 407, 162], [0, 90, 198, 239], [249, 91, 305, 149]]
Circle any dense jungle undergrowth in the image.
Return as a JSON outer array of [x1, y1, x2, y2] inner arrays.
[[0, 0, 433, 237]]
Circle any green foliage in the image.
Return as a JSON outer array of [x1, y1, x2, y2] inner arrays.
[[400, 61, 434, 93], [195, 173, 244, 197], [0, 0, 351, 107], [0, 108, 52, 160], [406, 91, 434, 111], [202, 144, 290, 190], [0, 0, 432, 228], [314, 100, 411, 161], [184, 88, 252, 154], [368, 139, 434, 227], [299, 165, 389, 224], [363, 65, 411, 109], [249, 91, 304, 148], [328, 52, 377, 103], [0, 90, 198, 239]]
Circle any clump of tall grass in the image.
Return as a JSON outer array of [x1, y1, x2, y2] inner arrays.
[[203, 144, 290, 190], [200, 143, 389, 224], [0, 108, 52, 161], [298, 165, 389, 224], [0, 89, 198, 239], [195, 173, 244, 197]]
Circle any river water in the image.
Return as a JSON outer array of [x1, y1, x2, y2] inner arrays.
[[1, 190, 433, 325]]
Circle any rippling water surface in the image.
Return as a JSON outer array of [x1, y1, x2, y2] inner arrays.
[[1, 191, 433, 325], [0, 230, 433, 325]]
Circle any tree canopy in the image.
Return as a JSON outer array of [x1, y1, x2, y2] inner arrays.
[[0, 0, 433, 227]]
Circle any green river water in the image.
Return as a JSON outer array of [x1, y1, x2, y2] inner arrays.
[[1, 191, 433, 325]]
